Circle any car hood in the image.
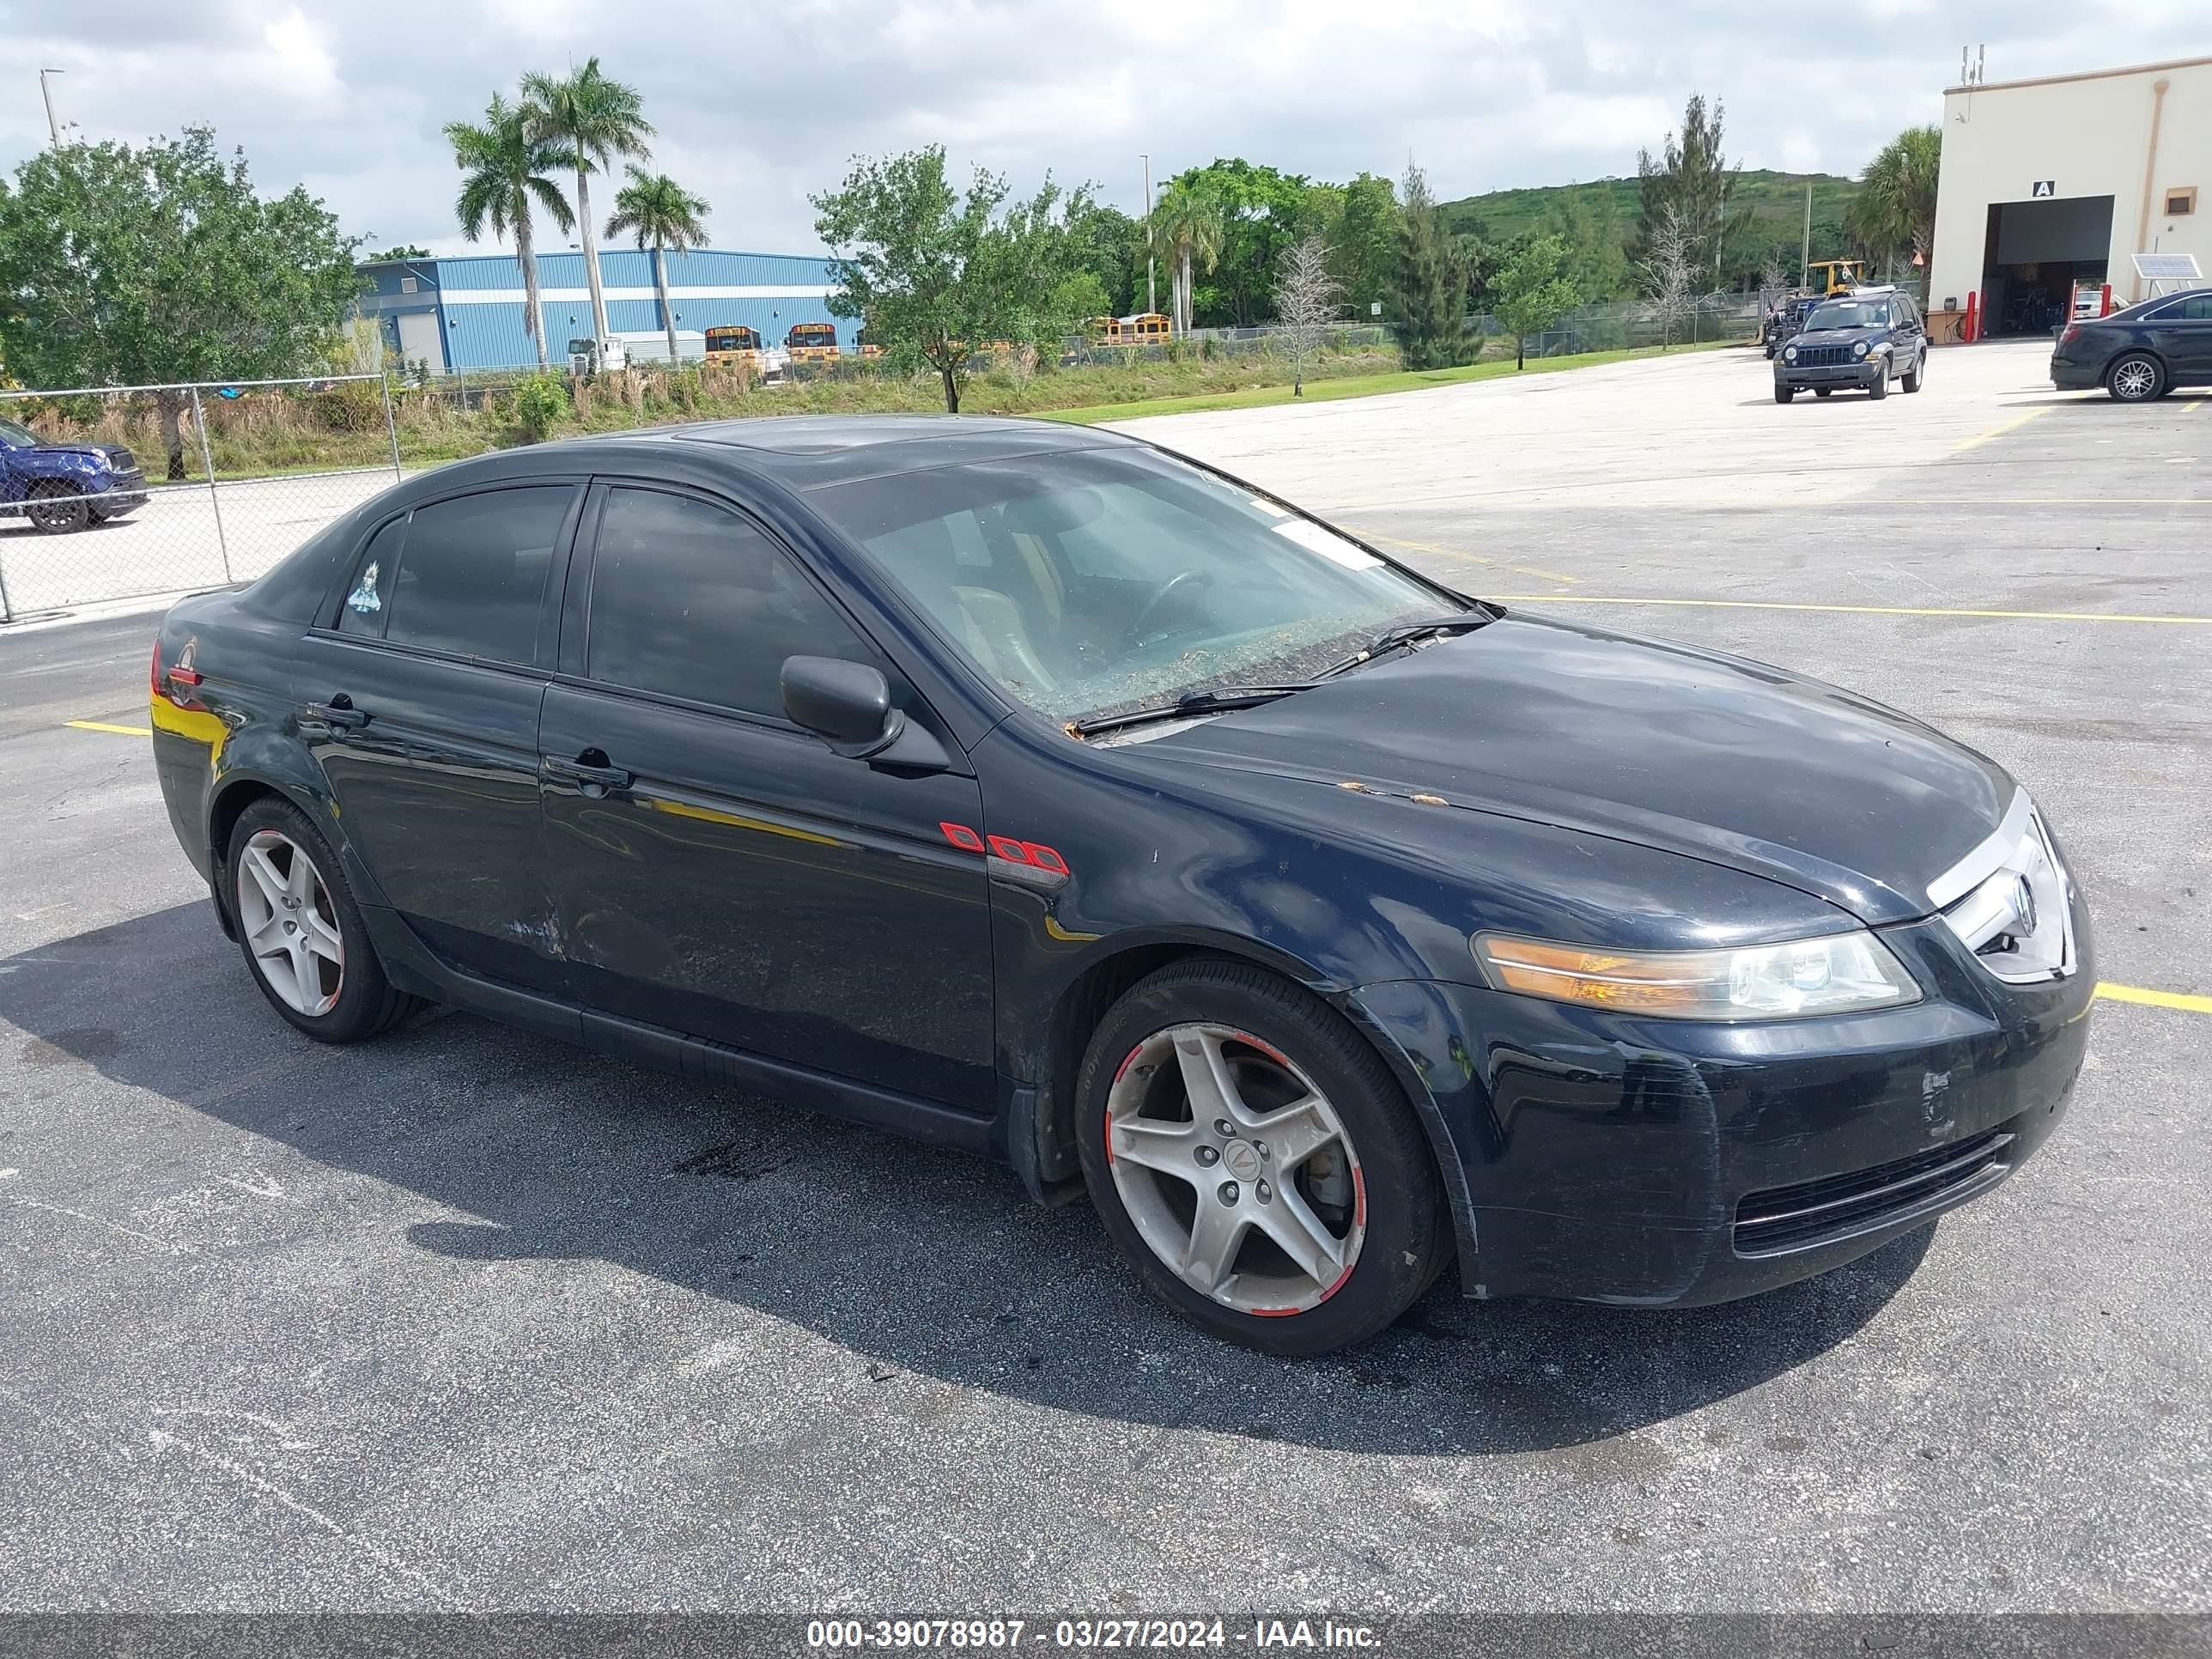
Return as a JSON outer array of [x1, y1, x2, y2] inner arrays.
[[1140, 615, 2012, 926], [26, 444, 114, 465]]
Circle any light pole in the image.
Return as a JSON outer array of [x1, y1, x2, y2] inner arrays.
[[39, 68, 64, 148], [1141, 153, 1155, 319]]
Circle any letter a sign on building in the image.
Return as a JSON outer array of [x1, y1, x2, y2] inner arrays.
[[2032, 180, 2057, 198]]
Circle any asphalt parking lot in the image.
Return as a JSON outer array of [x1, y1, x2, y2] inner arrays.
[[1, 337, 2205, 1613]]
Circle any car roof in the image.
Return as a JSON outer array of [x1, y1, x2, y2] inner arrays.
[[623, 414, 1138, 490]]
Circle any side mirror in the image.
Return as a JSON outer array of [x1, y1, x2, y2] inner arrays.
[[780, 655, 951, 773]]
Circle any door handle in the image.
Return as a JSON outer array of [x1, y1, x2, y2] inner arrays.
[[307, 695, 370, 731], [545, 750, 633, 797]]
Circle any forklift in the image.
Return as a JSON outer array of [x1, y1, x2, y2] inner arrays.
[[1805, 259, 1867, 297]]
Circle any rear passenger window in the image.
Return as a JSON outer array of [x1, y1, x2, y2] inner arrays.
[[585, 487, 875, 719], [378, 487, 574, 664], [337, 517, 406, 636]]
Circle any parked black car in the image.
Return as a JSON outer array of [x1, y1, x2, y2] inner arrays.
[[2051, 287, 2212, 401], [1773, 288, 1928, 402], [149, 418, 2092, 1354], [1761, 295, 1818, 358]]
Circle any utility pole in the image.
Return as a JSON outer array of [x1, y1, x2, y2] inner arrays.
[[1801, 183, 1813, 288], [1141, 153, 1155, 318], [39, 68, 64, 147]]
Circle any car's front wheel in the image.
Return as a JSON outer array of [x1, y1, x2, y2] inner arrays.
[[1076, 958, 1449, 1356], [2107, 353, 2164, 403], [1773, 386, 1794, 404], [228, 797, 420, 1042], [25, 482, 88, 534]]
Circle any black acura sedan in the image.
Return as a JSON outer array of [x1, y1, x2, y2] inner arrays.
[[2051, 286, 2212, 401], [149, 416, 2093, 1354]]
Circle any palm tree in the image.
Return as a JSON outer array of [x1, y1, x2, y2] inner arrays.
[[605, 165, 711, 366], [446, 93, 574, 368], [521, 59, 654, 353], [1850, 125, 1942, 280], [1150, 180, 1225, 336]]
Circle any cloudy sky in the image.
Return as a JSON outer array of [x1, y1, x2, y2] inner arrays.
[[6, 0, 2206, 256]]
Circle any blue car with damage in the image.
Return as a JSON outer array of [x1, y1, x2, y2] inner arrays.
[[1, 415, 150, 533]]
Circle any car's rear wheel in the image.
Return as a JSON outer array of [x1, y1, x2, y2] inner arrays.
[[25, 482, 88, 534], [2107, 353, 2164, 403], [1774, 386, 1794, 404], [228, 797, 419, 1042], [1902, 351, 1923, 393], [1075, 958, 1449, 1356]]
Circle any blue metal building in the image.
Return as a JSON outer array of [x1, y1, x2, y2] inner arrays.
[[356, 248, 851, 372]]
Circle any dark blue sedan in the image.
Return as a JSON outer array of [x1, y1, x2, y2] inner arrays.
[[148, 417, 2094, 1354], [2052, 286, 2212, 400]]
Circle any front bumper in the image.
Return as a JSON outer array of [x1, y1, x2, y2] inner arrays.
[[93, 472, 150, 515], [1352, 911, 2094, 1306], [1776, 356, 1884, 391]]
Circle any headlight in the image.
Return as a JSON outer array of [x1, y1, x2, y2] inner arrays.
[[1783, 345, 1797, 362], [1852, 340, 1870, 358], [1472, 930, 1919, 1020]]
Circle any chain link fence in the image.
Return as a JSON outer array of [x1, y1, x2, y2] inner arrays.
[[0, 374, 404, 623]]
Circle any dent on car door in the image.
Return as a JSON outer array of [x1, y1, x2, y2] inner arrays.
[[538, 481, 996, 1109], [300, 483, 580, 993]]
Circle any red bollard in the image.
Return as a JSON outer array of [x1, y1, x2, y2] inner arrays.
[[1963, 291, 1980, 343]]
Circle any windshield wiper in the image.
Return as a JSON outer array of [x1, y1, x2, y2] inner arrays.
[[1067, 684, 1316, 739], [1314, 612, 1494, 681]]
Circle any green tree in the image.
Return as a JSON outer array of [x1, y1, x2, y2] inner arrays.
[[521, 58, 653, 352], [447, 92, 574, 369], [1064, 200, 1143, 317], [1149, 179, 1225, 335], [0, 126, 357, 478], [1846, 125, 1942, 277], [605, 164, 710, 366], [1329, 172, 1401, 322], [362, 243, 432, 263], [1386, 161, 1474, 370], [1547, 183, 1629, 302], [1637, 94, 1738, 283], [1163, 159, 1321, 326], [1491, 233, 1578, 368], [812, 146, 1091, 412]]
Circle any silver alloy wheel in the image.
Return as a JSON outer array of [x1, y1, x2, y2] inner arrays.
[[1104, 1023, 1366, 1316], [235, 828, 344, 1018], [2113, 359, 2160, 401]]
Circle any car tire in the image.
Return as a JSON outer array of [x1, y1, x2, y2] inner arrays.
[[2107, 353, 2164, 403], [1867, 371, 1888, 401], [1774, 386, 1794, 404], [1074, 957, 1449, 1356], [227, 796, 421, 1043], [25, 482, 89, 534], [1814, 387, 1832, 398], [1902, 352, 1923, 393]]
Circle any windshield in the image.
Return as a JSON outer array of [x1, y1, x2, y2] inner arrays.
[[809, 447, 1468, 724], [0, 417, 36, 447], [1806, 301, 1889, 330]]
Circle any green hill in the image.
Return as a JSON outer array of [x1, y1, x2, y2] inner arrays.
[[1440, 169, 1863, 290]]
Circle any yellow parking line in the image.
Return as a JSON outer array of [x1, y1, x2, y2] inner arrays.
[[1487, 595, 2212, 625], [1950, 407, 2051, 453], [64, 720, 154, 737], [1364, 531, 1583, 585], [2098, 982, 2212, 1016]]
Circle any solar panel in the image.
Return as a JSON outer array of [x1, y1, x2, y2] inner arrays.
[[2131, 252, 2203, 280]]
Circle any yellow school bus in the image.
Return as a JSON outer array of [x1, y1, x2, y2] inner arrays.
[[786, 322, 842, 362], [702, 325, 764, 368]]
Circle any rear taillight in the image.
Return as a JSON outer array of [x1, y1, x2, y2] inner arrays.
[[151, 635, 202, 706], [2059, 324, 2081, 346]]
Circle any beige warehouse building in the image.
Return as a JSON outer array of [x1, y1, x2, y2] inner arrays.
[[1927, 53, 2209, 343]]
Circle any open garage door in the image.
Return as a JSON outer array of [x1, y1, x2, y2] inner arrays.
[[1981, 196, 2114, 337]]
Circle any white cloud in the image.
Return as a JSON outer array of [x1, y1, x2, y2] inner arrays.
[[2, 0, 2206, 255]]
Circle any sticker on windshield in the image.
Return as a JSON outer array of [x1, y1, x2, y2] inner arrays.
[[347, 562, 383, 614], [1273, 518, 1381, 569]]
